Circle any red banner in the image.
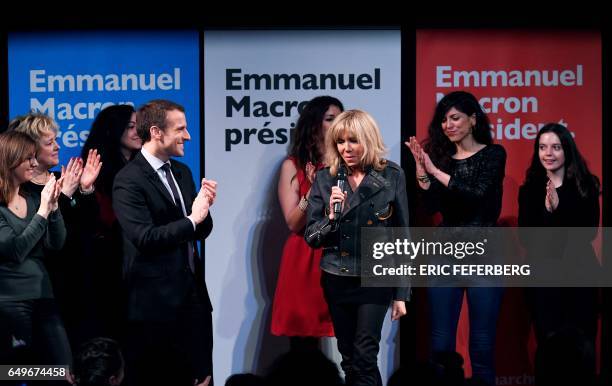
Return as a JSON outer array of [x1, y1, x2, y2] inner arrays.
[[415, 30, 602, 385]]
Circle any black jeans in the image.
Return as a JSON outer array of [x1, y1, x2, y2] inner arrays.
[[0, 298, 72, 385], [321, 272, 391, 386], [326, 301, 388, 386]]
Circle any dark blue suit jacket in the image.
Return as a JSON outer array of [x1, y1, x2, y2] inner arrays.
[[113, 152, 213, 322]]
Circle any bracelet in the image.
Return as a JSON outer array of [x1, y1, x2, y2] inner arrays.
[[417, 174, 430, 183], [79, 185, 96, 195], [298, 195, 309, 212]]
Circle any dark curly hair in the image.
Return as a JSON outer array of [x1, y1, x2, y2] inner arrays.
[[288, 96, 344, 171], [423, 91, 492, 171], [524, 123, 600, 198]]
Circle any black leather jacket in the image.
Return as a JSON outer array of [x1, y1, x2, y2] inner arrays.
[[305, 161, 410, 301]]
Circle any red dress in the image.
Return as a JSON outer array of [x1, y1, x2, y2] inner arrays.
[[270, 158, 334, 337]]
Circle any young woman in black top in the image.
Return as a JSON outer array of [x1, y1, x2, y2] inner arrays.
[[406, 91, 506, 386], [518, 123, 600, 354]]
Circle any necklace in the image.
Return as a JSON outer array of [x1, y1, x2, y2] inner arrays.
[[10, 197, 23, 212], [31, 172, 50, 185]]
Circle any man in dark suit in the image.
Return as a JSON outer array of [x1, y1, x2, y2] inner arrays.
[[113, 100, 216, 386]]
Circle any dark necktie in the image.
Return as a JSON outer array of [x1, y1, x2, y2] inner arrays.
[[161, 163, 196, 272], [161, 163, 183, 211]]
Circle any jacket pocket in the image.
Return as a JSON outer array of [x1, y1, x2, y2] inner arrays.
[[375, 203, 393, 221]]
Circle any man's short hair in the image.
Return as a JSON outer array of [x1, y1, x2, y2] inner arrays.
[[136, 99, 185, 143]]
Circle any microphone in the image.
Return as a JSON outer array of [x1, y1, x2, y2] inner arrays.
[[334, 166, 347, 218]]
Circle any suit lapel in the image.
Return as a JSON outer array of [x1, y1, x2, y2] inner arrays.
[[343, 167, 387, 217], [134, 153, 177, 208]]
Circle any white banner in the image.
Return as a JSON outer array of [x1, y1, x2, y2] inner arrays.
[[204, 30, 402, 383]]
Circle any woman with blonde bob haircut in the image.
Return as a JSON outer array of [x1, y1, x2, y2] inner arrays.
[[10, 112, 101, 201], [324, 109, 388, 177], [8, 112, 59, 139], [306, 109, 410, 386]]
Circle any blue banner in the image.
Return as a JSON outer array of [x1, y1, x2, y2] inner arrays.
[[8, 30, 200, 179]]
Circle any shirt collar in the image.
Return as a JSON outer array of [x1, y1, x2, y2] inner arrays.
[[141, 148, 169, 171]]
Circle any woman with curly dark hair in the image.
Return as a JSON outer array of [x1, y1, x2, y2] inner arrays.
[[406, 91, 506, 386], [271, 96, 343, 349]]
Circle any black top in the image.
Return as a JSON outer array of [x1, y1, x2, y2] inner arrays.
[[518, 180, 599, 228], [20, 174, 98, 308], [21, 172, 98, 231], [423, 144, 506, 226], [0, 191, 66, 300], [518, 177, 600, 285]]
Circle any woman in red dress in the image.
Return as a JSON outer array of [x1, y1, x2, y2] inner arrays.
[[271, 96, 344, 348]]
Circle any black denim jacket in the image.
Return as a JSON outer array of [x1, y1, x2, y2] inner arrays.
[[305, 161, 410, 301]]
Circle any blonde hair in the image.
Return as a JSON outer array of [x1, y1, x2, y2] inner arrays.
[[324, 109, 387, 176], [9, 112, 58, 141], [0, 131, 37, 204]]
